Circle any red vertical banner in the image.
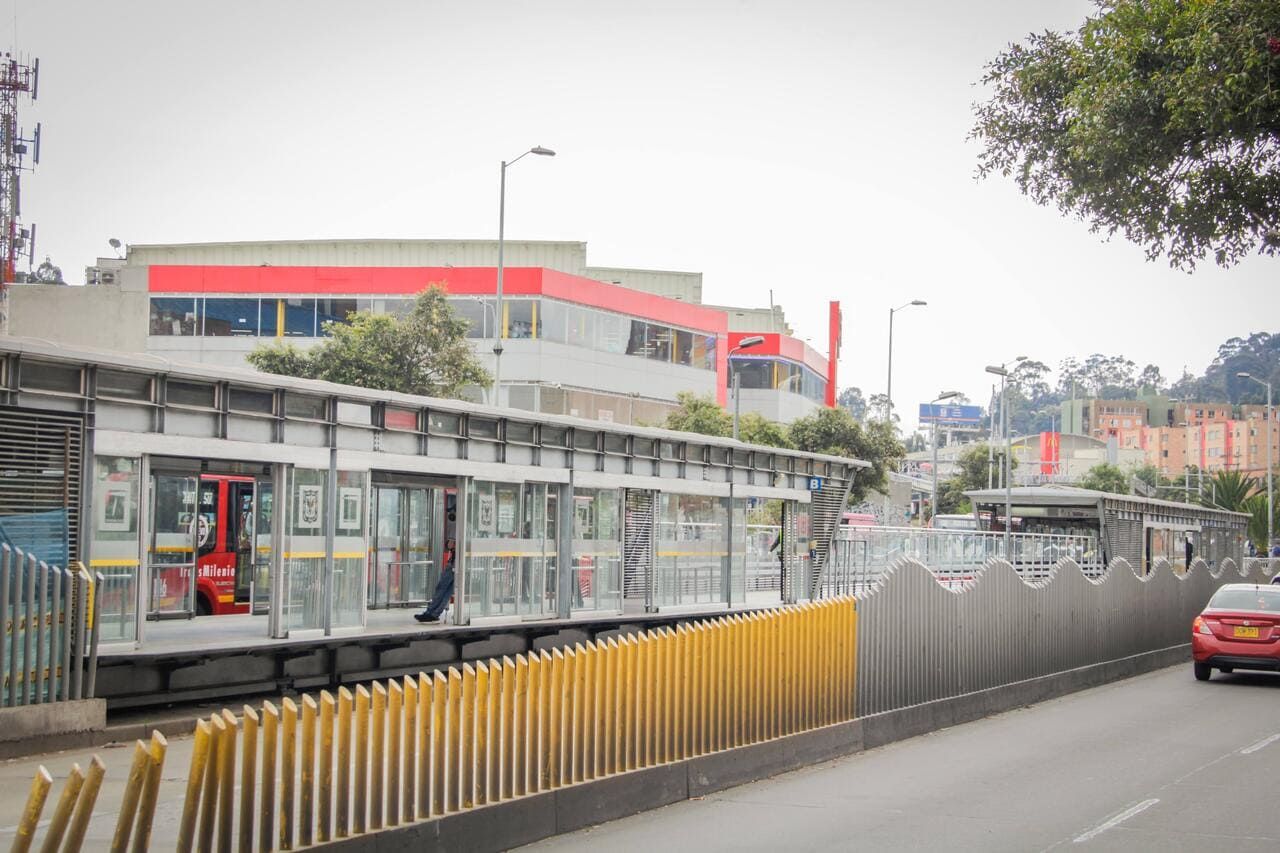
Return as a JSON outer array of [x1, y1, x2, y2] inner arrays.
[[1039, 431, 1060, 475], [825, 301, 841, 408]]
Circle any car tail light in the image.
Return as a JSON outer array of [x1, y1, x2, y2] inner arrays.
[[1193, 616, 1212, 635]]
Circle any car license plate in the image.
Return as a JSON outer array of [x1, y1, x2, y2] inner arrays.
[[1233, 626, 1260, 639]]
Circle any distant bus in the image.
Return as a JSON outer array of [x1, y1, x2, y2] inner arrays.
[[931, 514, 977, 531]]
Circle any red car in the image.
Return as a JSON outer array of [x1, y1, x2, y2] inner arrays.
[[1192, 584, 1280, 681]]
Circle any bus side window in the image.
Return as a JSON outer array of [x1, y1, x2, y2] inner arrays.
[[198, 481, 219, 557]]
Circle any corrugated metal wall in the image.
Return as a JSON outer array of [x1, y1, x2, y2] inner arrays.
[[128, 240, 589, 275], [855, 556, 1271, 717]]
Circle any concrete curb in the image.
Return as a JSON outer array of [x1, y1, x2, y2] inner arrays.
[[0, 706, 202, 761], [313, 644, 1189, 851]]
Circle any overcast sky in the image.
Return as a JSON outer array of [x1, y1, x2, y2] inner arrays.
[[11, 0, 1276, 432]]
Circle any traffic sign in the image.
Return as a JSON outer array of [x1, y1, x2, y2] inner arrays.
[[919, 403, 982, 424], [807, 476, 823, 491]]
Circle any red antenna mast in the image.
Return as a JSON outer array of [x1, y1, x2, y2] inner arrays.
[[0, 54, 39, 285]]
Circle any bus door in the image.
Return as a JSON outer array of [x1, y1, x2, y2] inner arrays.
[[148, 471, 200, 620], [251, 475, 275, 616], [228, 479, 257, 608]]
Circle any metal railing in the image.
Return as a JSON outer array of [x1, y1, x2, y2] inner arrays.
[[0, 544, 102, 706], [833, 525, 1103, 591]]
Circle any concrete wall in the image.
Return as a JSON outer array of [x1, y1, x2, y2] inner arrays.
[[7, 284, 148, 353], [706, 303, 791, 334], [736, 387, 821, 424], [584, 266, 702, 303]]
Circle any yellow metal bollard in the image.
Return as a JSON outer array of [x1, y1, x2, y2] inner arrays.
[[569, 645, 585, 785], [547, 649, 564, 788], [580, 643, 596, 782], [432, 671, 448, 816], [237, 707, 259, 853], [353, 685, 371, 834], [602, 637, 619, 777], [473, 662, 489, 807], [109, 740, 150, 853], [131, 731, 169, 853], [489, 658, 503, 802], [177, 721, 212, 853], [280, 697, 298, 850], [445, 668, 462, 813], [386, 680, 402, 828], [216, 709, 237, 853], [335, 688, 352, 839], [370, 683, 386, 830], [300, 695, 318, 846], [318, 691, 336, 844], [513, 655, 529, 798], [402, 676, 416, 824], [535, 650, 553, 793], [459, 664, 476, 809], [63, 756, 105, 853], [525, 652, 544, 796], [415, 674, 431, 820], [500, 656, 516, 800], [259, 702, 279, 853], [198, 715, 225, 853], [12, 766, 52, 853], [38, 761, 84, 853]]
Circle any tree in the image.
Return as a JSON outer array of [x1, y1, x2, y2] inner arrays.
[[972, 0, 1280, 270], [787, 407, 905, 505], [737, 412, 791, 448], [247, 285, 490, 398], [934, 443, 1014, 514], [1079, 463, 1130, 495], [32, 257, 64, 284], [868, 393, 897, 425], [1243, 492, 1280, 553], [663, 392, 731, 437], [1203, 470, 1259, 513], [836, 387, 868, 422]]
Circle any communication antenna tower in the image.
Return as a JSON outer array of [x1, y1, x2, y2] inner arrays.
[[0, 53, 39, 284]]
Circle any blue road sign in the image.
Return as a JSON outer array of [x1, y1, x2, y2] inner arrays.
[[919, 403, 982, 424], [807, 476, 823, 491]]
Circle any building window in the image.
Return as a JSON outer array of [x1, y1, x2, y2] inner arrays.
[[201, 298, 260, 336], [316, 299, 359, 333], [149, 298, 198, 336], [283, 299, 317, 337]]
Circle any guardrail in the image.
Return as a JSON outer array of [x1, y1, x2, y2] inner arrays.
[[1, 544, 103, 706]]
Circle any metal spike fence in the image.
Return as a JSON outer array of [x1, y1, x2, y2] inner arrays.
[[0, 544, 102, 706], [10, 732, 165, 853], [163, 598, 855, 851]]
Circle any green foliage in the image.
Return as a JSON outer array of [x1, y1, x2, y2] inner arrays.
[[788, 408, 905, 505], [1205, 470, 1260, 512], [246, 285, 490, 398], [737, 412, 792, 448], [836, 387, 868, 422], [663, 392, 732, 437], [934, 443, 1013, 514], [1243, 492, 1279, 552], [1079, 463, 1131, 495], [972, 0, 1280, 270]]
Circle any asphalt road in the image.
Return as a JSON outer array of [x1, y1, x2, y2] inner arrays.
[[525, 665, 1280, 852]]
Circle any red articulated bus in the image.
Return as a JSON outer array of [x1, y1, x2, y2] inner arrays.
[[192, 474, 257, 615]]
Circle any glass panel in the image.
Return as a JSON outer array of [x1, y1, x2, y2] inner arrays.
[[451, 298, 491, 339], [384, 407, 418, 431], [539, 299, 567, 344], [259, 300, 279, 337], [21, 362, 82, 394], [469, 418, 499, 440], [704, 335, 718, 371], [98, 369, 151, 400], [596, 313, 627, 354], [332, 470, 367, 628], [428, 411, 461, 435], [251, 478, 273, 616], [370, 486, 401, 609], [316, 298, 358, 333], [464, 480, 557, 619], [148, 473, 198, 618], [507, 300, 535, 340], [732, 359, 772, 389], [403, 488, 435, 605], [571, 487, 622, 613], [283, 468, 327, 631], [655, 493, 728, 608], [149, 298, 197, 336], [674, 329, 694, 366], [201, 298, 260, 337], [168, 381, 216, 409], [90, 457, 142, 642], [283, 298, 317, 337], [285, 394, 328, 421], [229, 388, 274, 414]]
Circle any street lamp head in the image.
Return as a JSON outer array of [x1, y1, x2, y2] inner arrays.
[[910, 300, 927, 306], [737, 335, 766, 349], [985, 365, 1008, 377], [530, 146, 556, 157], [1237, 371, 1253, 379], [1015, 355, 1028, 362], [934, 391, 961, 402]]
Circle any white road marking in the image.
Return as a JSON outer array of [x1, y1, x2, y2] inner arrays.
[[1072, 799, 1159, 844], [1241, 733, 1280, 755]]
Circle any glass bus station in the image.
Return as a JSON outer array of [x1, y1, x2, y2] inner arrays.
[[0, 337, 864, 706]]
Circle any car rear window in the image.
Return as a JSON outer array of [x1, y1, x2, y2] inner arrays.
[[1207, 587, 1280, 612]]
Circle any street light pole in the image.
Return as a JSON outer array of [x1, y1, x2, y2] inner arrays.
[[494, 145, 555, 408], [986, 365, 1012, 554], [929, 391, 961, 526], [730, 335, 766, 440], [1239, 372, 1274, 553], [885, 300, 926, 422]]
